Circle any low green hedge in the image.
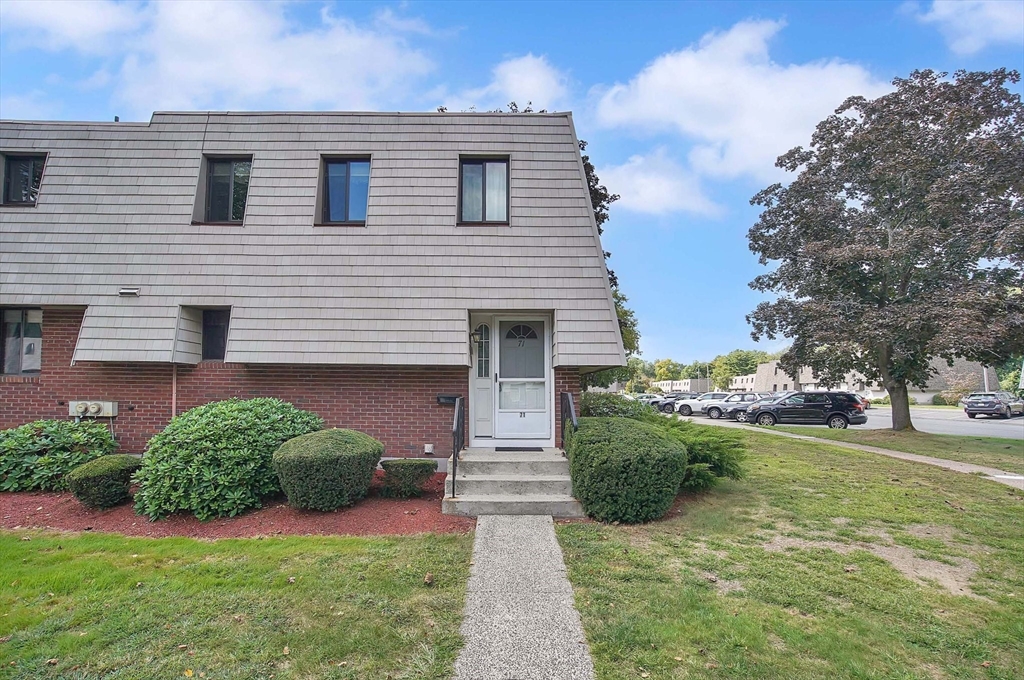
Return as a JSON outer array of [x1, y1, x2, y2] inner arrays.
[[640, 414, 746, 491], [580, 392, 654, 419], [133, 398, 323, 521], [66, 454, 142, 509], [566, 417, 688, 524], [273, 429, 383, 511], [380, 459, 437, 498], [0, 419, 117, 492]]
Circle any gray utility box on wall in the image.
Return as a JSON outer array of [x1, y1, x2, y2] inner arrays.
[[68, 401, 118, 418]]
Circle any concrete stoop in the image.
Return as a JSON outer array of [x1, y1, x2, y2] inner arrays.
[[441, 448, 586, 518]]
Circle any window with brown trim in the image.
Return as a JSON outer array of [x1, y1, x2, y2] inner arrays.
[[2, 308, 42, 374], [2, 154, 46, 205], [206, 157, 251, 223], [201, 309, 230, 361], [322, 158, 370, 224], [459, 157, 508, 224]]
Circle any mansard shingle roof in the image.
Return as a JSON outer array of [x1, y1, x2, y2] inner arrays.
[[1, 111, 625, 370]]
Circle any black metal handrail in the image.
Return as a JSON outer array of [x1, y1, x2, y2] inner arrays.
[[560, 391, 578, 450], [450, 396, 465, 498]]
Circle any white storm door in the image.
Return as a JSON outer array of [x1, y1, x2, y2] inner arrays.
[[494, 319, 550, 439], [472, 321, 494, 438]]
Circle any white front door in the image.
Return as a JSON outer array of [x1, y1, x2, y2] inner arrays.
[[494, 318, 550, 439]]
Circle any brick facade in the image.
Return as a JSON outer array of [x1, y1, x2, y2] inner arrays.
[[554, 365, 582, 446], [2, 308, 585, 454]]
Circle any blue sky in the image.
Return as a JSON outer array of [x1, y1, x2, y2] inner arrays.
[[2, 0, 1022, 363]]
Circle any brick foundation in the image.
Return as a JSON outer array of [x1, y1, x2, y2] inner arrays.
[[1, 308, 585, 454]]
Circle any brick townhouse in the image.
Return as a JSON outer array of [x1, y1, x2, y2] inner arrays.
[[0, 111, 625, 456]]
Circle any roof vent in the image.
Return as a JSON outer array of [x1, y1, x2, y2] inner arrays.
[[118, 287, 140, 297]]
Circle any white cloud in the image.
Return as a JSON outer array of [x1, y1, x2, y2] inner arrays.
[[910, 0, 1024, 54], [0, 91, 61, 120], [599, 149, 719, 217], [0, 1, 435, 118], [373, 7, 437, 36], [596, 20, 890, 183], [438, 54, 569, 112], [0, 0, 145, 54], [112, 2, 434, 115]]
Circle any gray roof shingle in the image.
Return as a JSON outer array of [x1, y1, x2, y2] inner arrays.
[[1, 112, 625, 369]]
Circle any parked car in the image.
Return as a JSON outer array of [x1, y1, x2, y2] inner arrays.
[[674, 392, 731, 416], [745, 391, 868, 428], [701, 392, 774, 419], [658, 392, 699, 413], [963, 392, 1024, 419], [722, 394, 780, 422]]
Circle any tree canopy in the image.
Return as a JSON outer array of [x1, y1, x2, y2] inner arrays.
[[747, 69, 1024, 430], [711, 349, 771, 389]]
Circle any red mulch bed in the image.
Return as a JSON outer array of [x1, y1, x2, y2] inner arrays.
[[0, 472, 474, 539]]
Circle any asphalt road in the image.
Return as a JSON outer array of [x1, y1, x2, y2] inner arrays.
[[844, 407, 1022, 439]]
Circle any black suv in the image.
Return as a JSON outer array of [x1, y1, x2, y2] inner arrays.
[[745, 391, 868, 429]]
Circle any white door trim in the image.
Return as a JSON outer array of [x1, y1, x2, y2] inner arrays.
[[470, 313, 554, 448]]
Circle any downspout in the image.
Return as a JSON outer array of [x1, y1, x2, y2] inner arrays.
[[172, 363, 177, 419]]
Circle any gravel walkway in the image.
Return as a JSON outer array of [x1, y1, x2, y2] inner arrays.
[[689, 418, 1024, 490], [454, 515, 595, 680]]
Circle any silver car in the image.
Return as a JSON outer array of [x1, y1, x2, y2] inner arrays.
[[963, 392, 1024, 419], [674, 392, 731, 416], [701, 392, 774, 419]]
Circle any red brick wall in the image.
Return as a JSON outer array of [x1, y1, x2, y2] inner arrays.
[[2, 308, 588, 455], [554, 365, 582, 446], [0, 308, 468, 456]]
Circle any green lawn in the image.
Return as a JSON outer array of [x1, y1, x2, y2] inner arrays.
[[557, 430, 1024, 680], [775, 426, 1024, 475], [0, 532, 473, 679]]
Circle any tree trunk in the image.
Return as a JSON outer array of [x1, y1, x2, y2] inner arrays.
[[875, 343, 915, 431], [886, 381, 916, 431]]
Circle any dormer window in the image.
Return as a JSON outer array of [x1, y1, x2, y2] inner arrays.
[[459, 157, 508, 224], [322, 158, 370, 224], [2, 154, 46, 205], [205, 157, 251, 223]]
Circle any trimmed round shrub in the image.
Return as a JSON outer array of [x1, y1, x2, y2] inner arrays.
[[1, 419, 117, 492], [66, 454, 142, 509], [134, 398, 322, 521], [566, 417, 688, 524], [380, 459, 437, 498], [273, 429, 383, 511], [931, 394, 950, 406], [580, 392, 654, 419]]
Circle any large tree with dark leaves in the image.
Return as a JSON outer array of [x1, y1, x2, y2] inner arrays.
[[747, 69, 1024, 431]]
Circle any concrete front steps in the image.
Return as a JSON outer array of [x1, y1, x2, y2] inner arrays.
[[441, 448, 585, 518]]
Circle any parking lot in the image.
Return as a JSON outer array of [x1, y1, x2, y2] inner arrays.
[[857, 406, 1024, 439]]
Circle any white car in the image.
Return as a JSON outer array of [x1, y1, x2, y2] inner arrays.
[[701, 392, 774, 419], [674, 392, 731, 416]]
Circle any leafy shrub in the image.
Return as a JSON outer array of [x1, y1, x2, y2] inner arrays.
[[134, 398, 322, 520], [932, 394, 950, 406], [66, 454, 142, 509], [640, 415, 746, 491], [566, 417, 687, 524], [580, 392, 654, 419], [273, 429, 383, 511], [0, 419, 117, 492], [380, 459, 438, 498]]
